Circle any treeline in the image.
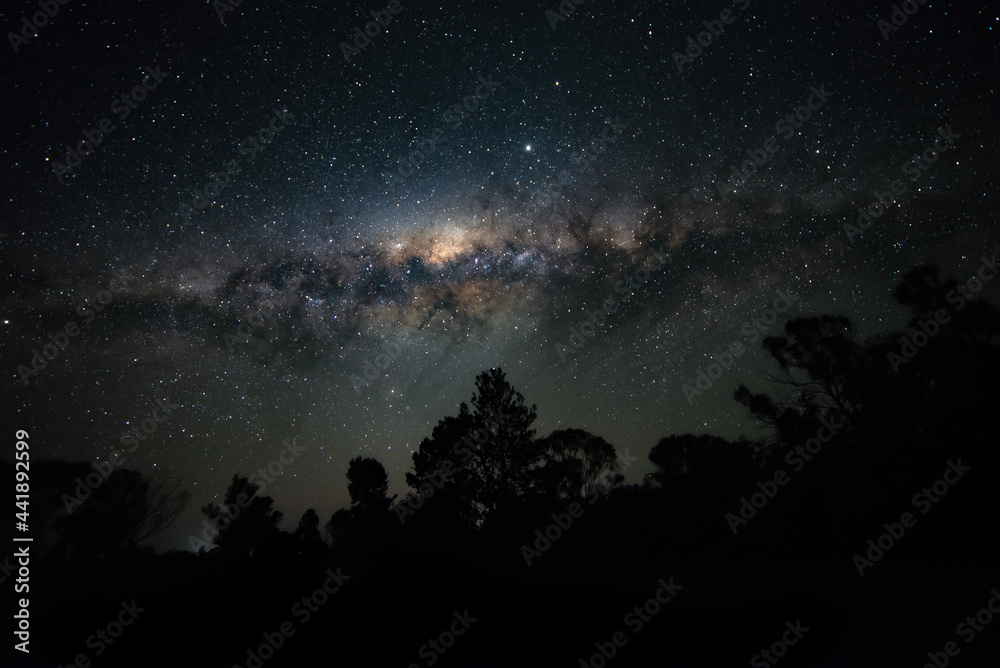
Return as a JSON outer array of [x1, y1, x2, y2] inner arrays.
[[21, 263, 1000, 572]]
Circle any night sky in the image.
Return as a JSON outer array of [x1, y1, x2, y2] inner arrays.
[[3, 0, 998, 550]]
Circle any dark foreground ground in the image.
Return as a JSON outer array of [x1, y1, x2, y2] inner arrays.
[[8, 552, 999, 667]]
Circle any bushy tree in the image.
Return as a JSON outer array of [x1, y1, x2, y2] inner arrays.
[[347, 456, 395, 516], [294, 508, 325, 554], [403, 368, 539, 528], [648, 434, 757, 484], [46, 465, 188, 559], [201, 474, 283, 559], [534, 428, 622, 500]]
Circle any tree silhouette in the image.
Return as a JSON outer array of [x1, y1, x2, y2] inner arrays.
[[467, 367, 539, 517], [648, 434, 757, 484], [43, 466, 189, 559], [289, 508, 327, 564], [893, 264, 1000, 344], [403, 368, 539, 528], [325, 507, 352, 546], [738, 267, 1000, 453], [125, 474, 191, 550], [403, 402, 480, 527], [724, 266, 1000, 561], [201, 474, 283, 559], [347, 456, 396, 516], [731, 315, 866, 459], [534, 428, 622, 500], [295, 508, 323, 547], [406, 402, 476, 487]]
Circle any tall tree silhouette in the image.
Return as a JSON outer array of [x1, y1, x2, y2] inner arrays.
[[404, 368, 539, 527], [466, 367, 539, 520]]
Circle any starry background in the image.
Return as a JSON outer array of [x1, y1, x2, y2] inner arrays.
[[2, 0, 998, 550]]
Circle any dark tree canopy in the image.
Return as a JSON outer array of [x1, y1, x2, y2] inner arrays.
[[534, 428, 622, 500], [403, 402, 480, 527], [41, 464, 189, 560], [325, 507, 353, 545], [648, 434, 757, 483], [893, 264, 1000, 344], [402, 367, 539, 528], [124, 473, 191, 550], [346, 456, 395, 516], [295, 508, 324, 549], [760, 315, 866, 425], [468, 367, 539, 513], [201, 474, 283, 559]]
